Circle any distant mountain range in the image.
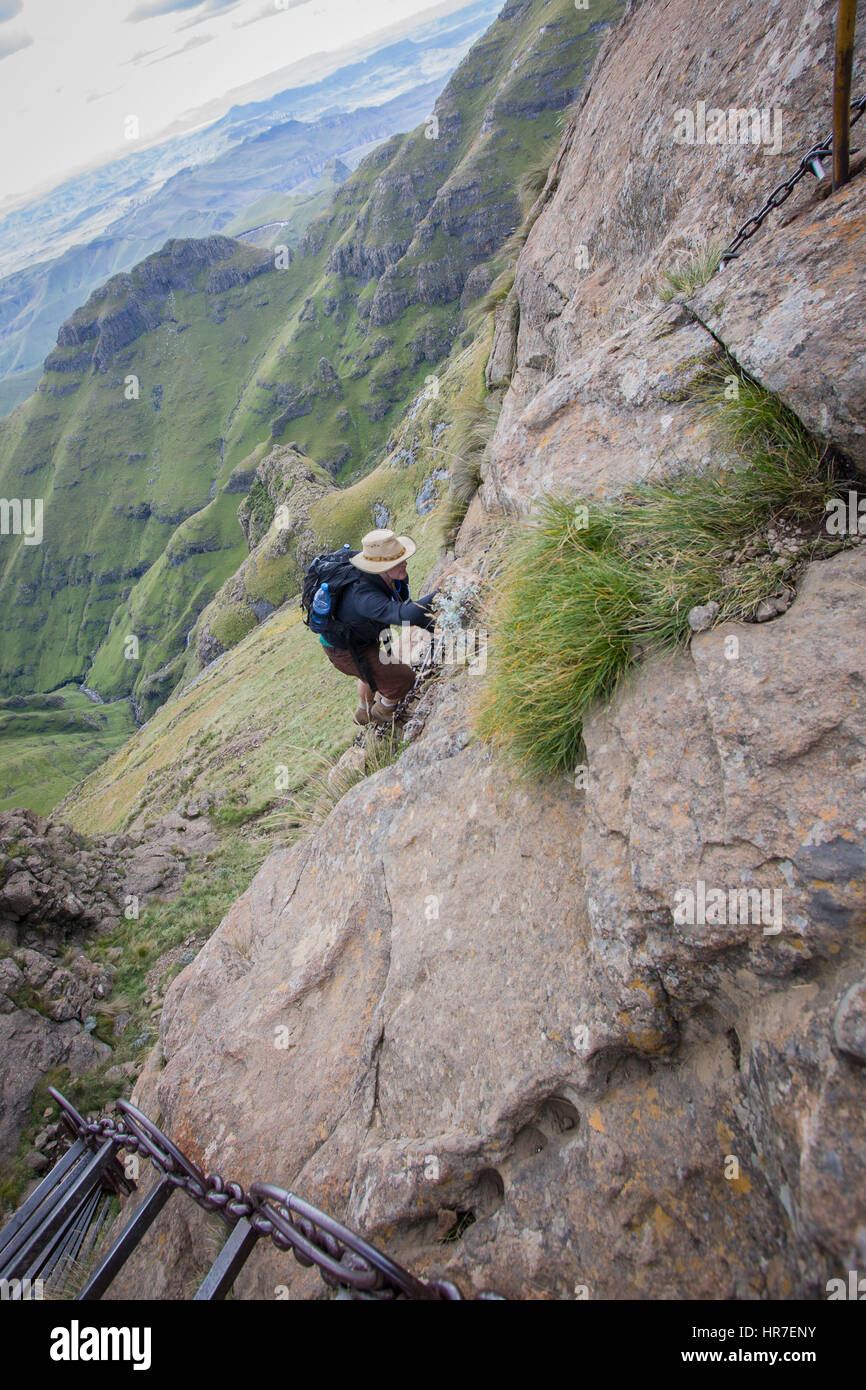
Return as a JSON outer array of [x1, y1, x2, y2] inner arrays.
[[0, 0, 502, 412]]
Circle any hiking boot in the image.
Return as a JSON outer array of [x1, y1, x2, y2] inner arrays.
[[369, 696, 399, 723], [353, 702, 372, 726]]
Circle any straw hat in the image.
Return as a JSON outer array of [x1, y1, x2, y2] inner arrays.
[[350, 528, 417, 573]]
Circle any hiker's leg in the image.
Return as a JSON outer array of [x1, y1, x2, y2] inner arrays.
[[322, 645, 374, 719], [323, 642, 412, 703], [364, 646, 415, 703], [323, 645, 368, 690]]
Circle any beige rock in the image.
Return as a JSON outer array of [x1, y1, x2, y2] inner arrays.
[[689, 174, 866, 469], [111, 556, 866, 1298], [483, 0, 866, 514], [483, 302, 720, 511]]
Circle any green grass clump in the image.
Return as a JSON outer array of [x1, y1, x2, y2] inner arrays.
[[517, 163, 551, 208], [440, 390, 502, 549], [659, 242, 723, 301], [476, 371, 836, 775]]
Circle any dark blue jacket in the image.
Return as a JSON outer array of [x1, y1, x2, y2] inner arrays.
[[331, 572, 437, 648]]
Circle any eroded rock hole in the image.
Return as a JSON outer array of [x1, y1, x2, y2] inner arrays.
[[475, 1167, 505, 1218], [438, 1209, 477, 1243], [513, 1124, 548, 1161], [537, 1094, 580, 1136]]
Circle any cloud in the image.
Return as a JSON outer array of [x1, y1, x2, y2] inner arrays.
[[0, 0, 22, 21], [234, 0, 313, 27], [178, 0, 242, 27], [148, 32, 216, 61], [125, 46, 165, 63], [0, 29, 31, 59], [127, 0, 239, 21]]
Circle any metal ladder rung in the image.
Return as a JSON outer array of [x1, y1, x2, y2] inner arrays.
[[0, 1139, 87, 1262], [194, 1219, 259, 1301], [0, 1141, 117, 1280], [78, 1175, 175, 1302]]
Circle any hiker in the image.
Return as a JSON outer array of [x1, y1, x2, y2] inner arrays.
[[313, 529, 437, 725]]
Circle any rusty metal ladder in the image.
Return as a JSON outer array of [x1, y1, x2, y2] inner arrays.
[[0, 1088, 500, 1301]]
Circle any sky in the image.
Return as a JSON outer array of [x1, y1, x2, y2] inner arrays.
[[0, 0, 452, 203]]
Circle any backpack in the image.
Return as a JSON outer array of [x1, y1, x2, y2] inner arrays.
[[301, 547, 382, 694], [300, 546, 362, 648]]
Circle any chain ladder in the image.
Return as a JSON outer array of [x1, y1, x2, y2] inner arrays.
[[50, 1087, 489, 1300], [718, 94, 866, 270]]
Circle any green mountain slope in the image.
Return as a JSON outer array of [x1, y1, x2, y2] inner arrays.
[[57, 326, 479, 837], [0, 687, 136, 815], [0, 0, 622, 810]]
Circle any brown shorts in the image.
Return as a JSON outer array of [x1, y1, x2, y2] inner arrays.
[[322, 642, 415, 703]]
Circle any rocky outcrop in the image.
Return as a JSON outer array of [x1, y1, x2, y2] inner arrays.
[[0, 804, 217, 1162], [46, 238, 272, 376], [0, 1003, 110, 1161], [236, 445, 330, 549], [485, 0, 866, 510], [112, 546, 866, 1298], [0, 815, 122, 1158], [0, 810, 126, 948], [184, 444, 332, 677]]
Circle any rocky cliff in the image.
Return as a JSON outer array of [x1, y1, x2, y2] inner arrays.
[[116, 587, 866, 1296], [98, 0, 866, 1300]]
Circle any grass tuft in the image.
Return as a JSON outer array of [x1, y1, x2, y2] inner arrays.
[[658, 241, 723, 301], [475, 369, 838, 776]]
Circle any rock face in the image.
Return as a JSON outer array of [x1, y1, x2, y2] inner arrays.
[[689, 174, 866, 469], [114, 548, 865, 1300], [484, 300, 722, 509], [484, 0, 866, 510], [104, 0, 866, 1302]]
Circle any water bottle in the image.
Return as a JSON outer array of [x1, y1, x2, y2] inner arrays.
[[310, 581, 332, 633]]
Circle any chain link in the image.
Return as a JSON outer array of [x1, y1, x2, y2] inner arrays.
[[50, 1088, 479, 1300], [718, 95, 866, 269]]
